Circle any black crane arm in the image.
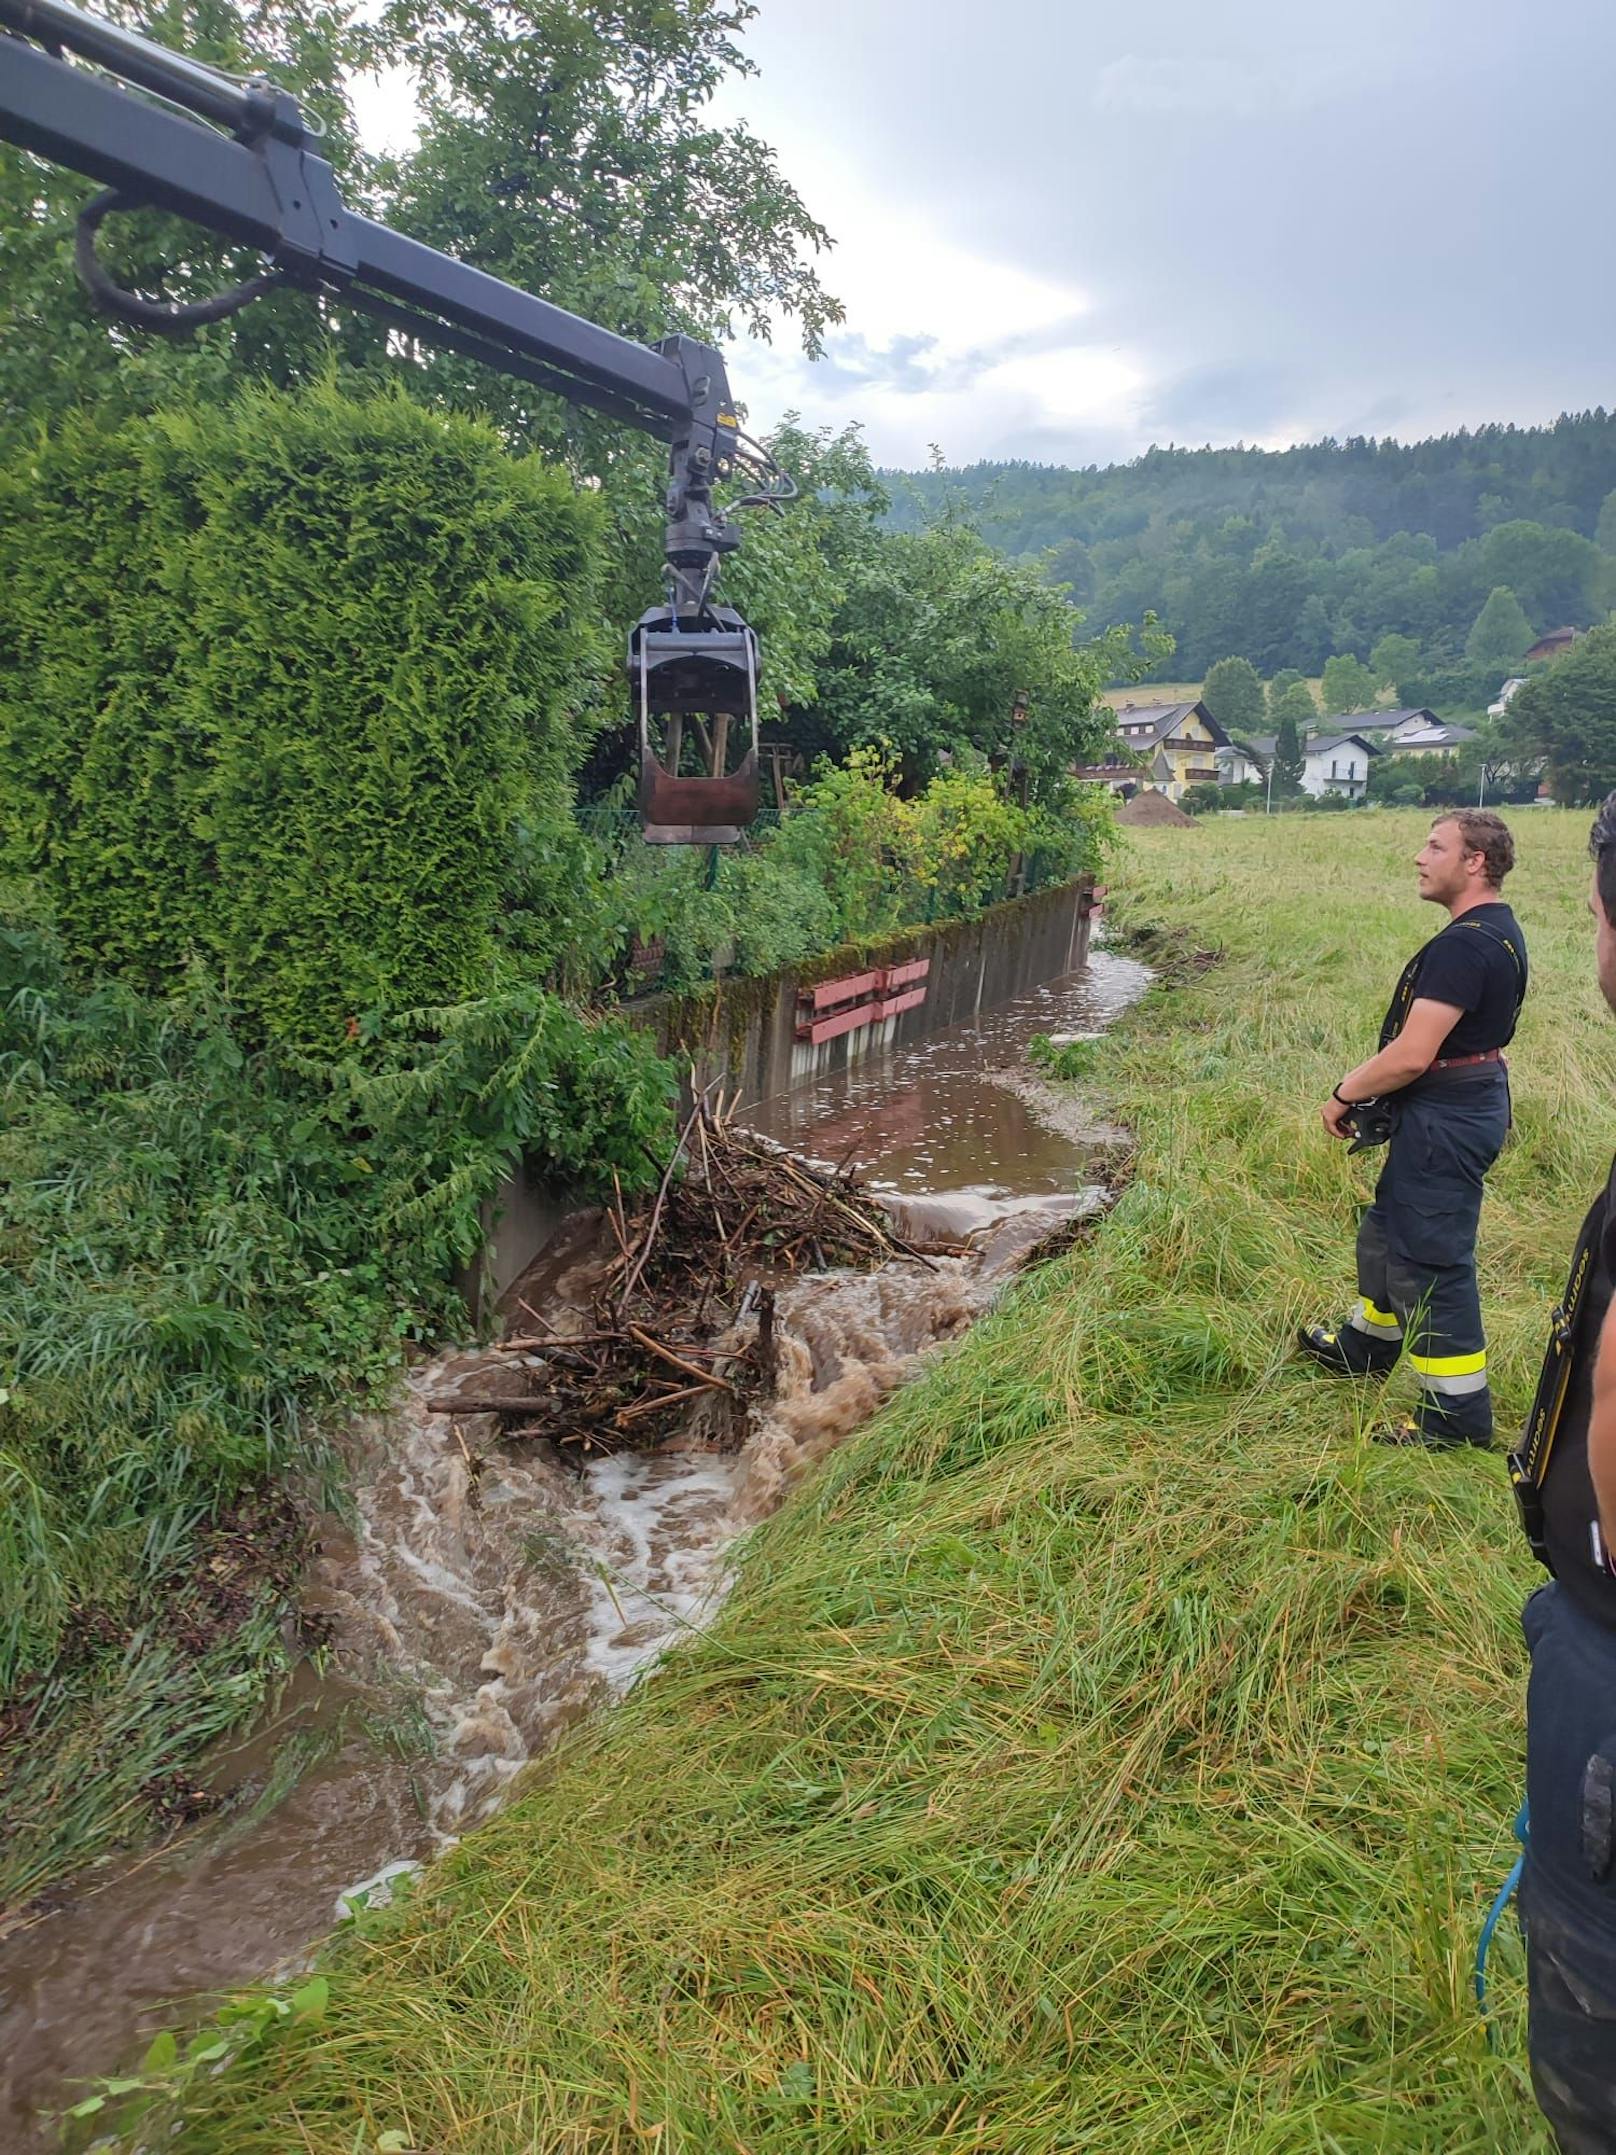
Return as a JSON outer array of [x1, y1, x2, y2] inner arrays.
[[0, 0, 784, 615]]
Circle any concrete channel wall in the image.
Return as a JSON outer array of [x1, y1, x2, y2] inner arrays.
[[640, 874, 1097, 1107], [473, 876, 1097, 1309]]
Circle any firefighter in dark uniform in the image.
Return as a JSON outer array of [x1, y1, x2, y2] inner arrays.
[[1299, 810, 1527, 1446], [1508, 792, 1616, 2152]]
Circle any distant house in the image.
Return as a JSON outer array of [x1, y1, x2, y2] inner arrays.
[[1383, 717, 1476, 759], [1217, 738, 1267, 788], [1304, 731, 1380, 798], [1488, 677, 1528, 718], [1523, 626, 1582, 664], [1077, 700, 1229, 803], [1321, 706, 1474, 758], [1219, 731, 1380, 799], [1330, 707, 1438, 740]]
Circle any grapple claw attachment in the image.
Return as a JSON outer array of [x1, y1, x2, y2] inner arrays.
[[629, 605, 761, 845]]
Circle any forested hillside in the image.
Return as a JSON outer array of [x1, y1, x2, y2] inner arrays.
[[887, 413, 1616, 684]]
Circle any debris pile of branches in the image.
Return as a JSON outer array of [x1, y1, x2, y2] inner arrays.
[[428, 1090, 945, 1456]]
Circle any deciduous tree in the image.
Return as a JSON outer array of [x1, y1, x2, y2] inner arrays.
[[1371, 633, 1423, 692], [0, 0, 385, 444], [378, 0, 840, 449], [1202, 656, 1265, 736], [798, 510, 1142, 798], [1465, 585, 1533, 668], [0, 0, 841, 469], [1321, 653, 1378, 716], [1270, 680, 1319, 740], [1265, 668, 1308, 718], [1506, 622, 1616, 802]]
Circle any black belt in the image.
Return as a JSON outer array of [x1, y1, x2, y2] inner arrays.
[[1510, 1212, 1600, 1570]]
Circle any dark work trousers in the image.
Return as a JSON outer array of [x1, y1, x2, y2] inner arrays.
[[1339, 1069, 1510, 1440], [1521, 1582, 1616, 2154]]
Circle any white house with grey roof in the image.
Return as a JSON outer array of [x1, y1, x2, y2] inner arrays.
[[1219, 729, 1381, 799]]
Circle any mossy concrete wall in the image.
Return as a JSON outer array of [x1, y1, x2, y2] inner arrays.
[[470, 878, 1096, 1316], [639, 875, 1097, 1108]]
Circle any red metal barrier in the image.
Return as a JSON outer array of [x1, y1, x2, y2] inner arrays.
[[795, 959, 930, 1045]]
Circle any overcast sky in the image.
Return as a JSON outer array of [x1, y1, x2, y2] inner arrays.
[[357, 0, 1616, 471]]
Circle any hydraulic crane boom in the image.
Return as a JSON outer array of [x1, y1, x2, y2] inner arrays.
[[0, 0, 787, 839]]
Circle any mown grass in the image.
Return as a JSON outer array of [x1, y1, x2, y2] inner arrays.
[[152, 809, 1613, 2154]]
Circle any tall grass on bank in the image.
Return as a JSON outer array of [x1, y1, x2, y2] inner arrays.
[[152, 811, 1610, 2154]]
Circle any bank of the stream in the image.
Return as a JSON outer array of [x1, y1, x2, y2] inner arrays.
[[99, 812, 1613, 2150], [5, 953, 1138, 2145]]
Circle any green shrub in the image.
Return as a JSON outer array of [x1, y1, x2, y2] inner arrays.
[[765, 751, 1111, 949], [721, 850, 840, 977], [908, 765, 1028, 915], [0, 383, 608, 1048], [0, 886, 673, 1898], [767, 746, 921, 939]]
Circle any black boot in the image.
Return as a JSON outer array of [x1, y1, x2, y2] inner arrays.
[[1372, 1413, 1493, 1452], [1297, 1323, 1393, 1379]]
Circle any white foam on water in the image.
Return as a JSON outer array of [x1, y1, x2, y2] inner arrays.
[[334, 1859, 421, 1922]]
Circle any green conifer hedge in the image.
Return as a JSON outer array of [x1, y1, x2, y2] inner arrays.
[[0, 381, 607, 1044]]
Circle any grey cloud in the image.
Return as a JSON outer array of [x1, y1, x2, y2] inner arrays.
[[1140, 363, 1300, 443], [805, 331, 943, 398], [728, 0, 1616, 461], [808, 312, 1103, 400]]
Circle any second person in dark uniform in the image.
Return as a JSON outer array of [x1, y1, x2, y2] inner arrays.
[[1300, 809, 1527, 1447], [1507, 792, 1616, 2152]]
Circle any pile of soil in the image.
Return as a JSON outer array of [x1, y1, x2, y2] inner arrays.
[[429, 1093, 949, 1456], [1117, 787, 1196, 828]]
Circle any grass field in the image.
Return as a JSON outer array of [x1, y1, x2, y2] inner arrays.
[[1099, 679, 1336, 713], [147, 809, 1616, 2154]]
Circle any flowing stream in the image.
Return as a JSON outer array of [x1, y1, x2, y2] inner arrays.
[[0, 949, 1147, 2145]]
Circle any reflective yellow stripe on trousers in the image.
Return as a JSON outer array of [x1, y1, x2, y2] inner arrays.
[[1350, 1297, 1402, 1337], [1409, 1348, 1488, 1395]]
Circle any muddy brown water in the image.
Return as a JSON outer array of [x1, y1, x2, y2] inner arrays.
[[0, 950, 1147, 2145]]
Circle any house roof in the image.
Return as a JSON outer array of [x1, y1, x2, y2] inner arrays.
[[1230, 731, 1379, 760], [1308, 732, 1382, 757], [1525, 626, 1580, 654], [1111, 700, 1231, 751], [1329, 708, 1436, 733], [1386, 720, 1476, 750]]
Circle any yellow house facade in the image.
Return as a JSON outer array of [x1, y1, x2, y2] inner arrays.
[[1105, 701, 1230, 802]]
